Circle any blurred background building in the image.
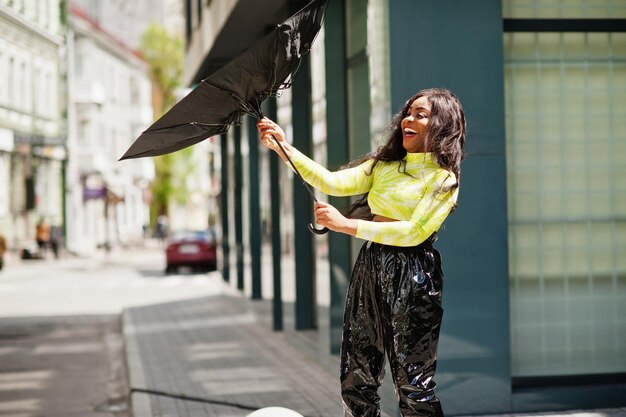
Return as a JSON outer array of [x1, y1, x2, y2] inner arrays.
[[64, 3, 154, 254], [0, 0, 65, 253], [67, 0, 211, 238], [185, 0, 626, 416], [69, 0, 184, 49], [1, 0, 208, 257]]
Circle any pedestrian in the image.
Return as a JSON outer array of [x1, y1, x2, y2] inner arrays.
[[36, 218, 50, 256], [49, 224, 62, 259], [156, 214, 169, 244], [0, 234, 6, 271], [258, 88, 466, 417]]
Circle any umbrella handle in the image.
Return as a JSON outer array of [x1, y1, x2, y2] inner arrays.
[[308, 223, 329, 235], [270, 134, 329, 236]]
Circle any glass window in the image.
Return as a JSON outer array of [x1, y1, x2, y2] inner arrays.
[[346, 0, 371, 160], [505, 30, 626, 376], [367, 0, 391, 150], [503, 0, 626, 18], [33, 67, 40, 116], [6, 57, 13, 105], [21, 61, 29, 112], [47, 72, 53, 118], [310, 25, 330, 307], [0, 154, 9, 218], [0, 52, 3, 104]]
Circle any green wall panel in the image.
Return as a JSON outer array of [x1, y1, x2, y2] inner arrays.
[[324, 0, 352, 354], [291, 55, 317, 330], [247, 116, 262, 299], [233, 125, 244, 291], [220, 133, 230, 283]]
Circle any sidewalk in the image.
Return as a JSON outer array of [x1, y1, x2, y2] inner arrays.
[[123, 289, 353, 417], [122, 278, 626, 417]]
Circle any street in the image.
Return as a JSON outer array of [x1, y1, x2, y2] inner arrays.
[[0, 248, 225, 417], [0, 315, 128, 417], [0, 248, 224, 317]]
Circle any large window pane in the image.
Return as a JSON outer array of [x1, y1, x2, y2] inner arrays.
[[503, 0, 626, 18], [505, 31, 626, 377]]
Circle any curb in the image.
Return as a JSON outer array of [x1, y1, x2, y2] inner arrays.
[[122, 309, 153, 417]]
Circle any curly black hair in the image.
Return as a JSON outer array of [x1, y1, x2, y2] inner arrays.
[[344, 88, 466, 219]]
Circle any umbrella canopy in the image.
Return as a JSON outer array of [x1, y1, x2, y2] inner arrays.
[[120, 0, 328, 160]]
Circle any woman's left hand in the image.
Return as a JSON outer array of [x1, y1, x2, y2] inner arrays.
[[257, 117, 293, 162], [314, 201, 357, 235]]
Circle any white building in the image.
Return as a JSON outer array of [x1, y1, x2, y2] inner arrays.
[[70, 0, 184, 49], [0, 0, 64, 253], [65, 4, 153, 254], [68, 0, 211, 236]]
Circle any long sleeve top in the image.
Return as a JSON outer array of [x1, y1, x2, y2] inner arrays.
[[287, 149, 459, 247]]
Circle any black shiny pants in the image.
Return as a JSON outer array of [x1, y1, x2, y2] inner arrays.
[[340, 238, 445, 417]]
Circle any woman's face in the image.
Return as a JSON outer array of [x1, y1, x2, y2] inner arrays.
[[401, 95, 431, 153]]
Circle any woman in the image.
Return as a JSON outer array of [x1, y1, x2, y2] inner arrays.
[[258, 88, 466, 417]]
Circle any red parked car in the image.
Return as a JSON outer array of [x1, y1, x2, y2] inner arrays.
[[165, 230, 217, 274]]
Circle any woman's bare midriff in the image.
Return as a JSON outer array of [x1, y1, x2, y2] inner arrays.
[[372, 214, 399, 222]]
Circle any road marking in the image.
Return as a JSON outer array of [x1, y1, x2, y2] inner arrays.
[[0, 370, 53, 382], [0, 398, 42, 412], [0, 347, 19, 356], [0, 380, 45, 390], [34, 343, 102, 355]]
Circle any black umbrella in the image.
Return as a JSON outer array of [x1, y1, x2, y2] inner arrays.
[[120, 0, 328, 234]]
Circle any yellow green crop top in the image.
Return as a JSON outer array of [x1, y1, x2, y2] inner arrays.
[[287, 149, 459, 247]]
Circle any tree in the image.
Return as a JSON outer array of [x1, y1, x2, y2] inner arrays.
[[139, 23, 187, 228]]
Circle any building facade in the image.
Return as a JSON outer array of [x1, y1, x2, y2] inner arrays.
[[186, 0, 626, 415], [64, 4, 153, 254], [69, 0, 184, 50], [69, 0, 211, 236], [0, 0, 65, 255]]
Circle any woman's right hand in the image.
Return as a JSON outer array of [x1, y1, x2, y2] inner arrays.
[[257, 117, 290, 158]]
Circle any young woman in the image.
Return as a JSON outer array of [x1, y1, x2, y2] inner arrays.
[[258, 88, 466, 417]]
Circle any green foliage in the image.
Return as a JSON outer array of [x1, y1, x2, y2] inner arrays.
[[140, 23, 184, 116], [150, 154, 173, 223], [60, 0, 68, 27], [171, 147, 196, 205], [140, 24, 187, 227]]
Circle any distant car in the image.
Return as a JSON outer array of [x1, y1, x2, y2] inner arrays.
[[165, 230, 217, 274]]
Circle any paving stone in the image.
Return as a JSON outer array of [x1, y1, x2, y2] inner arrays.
[[0, 315, 129, 417], [123, 287, 626, 417], [124, 294, 348, 417]]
